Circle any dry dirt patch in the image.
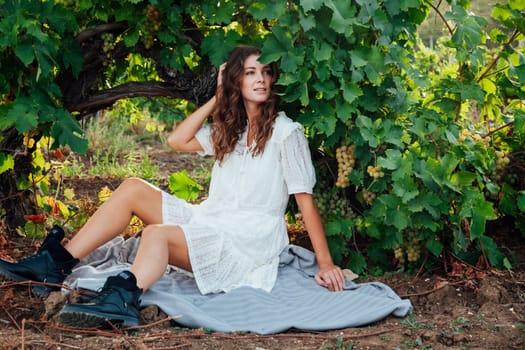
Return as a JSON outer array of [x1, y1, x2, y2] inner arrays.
[[0, 270, 524, 349], [0, 148, 524, 349]]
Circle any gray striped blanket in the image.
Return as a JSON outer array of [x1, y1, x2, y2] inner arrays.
[[64, 237, 412, 334]]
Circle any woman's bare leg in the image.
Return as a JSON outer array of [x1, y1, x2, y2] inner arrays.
[[130, 224, 191, 290], [65, 177, 163, 259]]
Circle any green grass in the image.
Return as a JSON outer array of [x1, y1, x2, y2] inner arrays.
[[63, 111, 164, 183], [86, 151, 160, 183]]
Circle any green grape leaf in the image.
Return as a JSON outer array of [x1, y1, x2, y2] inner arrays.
[[300, 0, 324, 12], [51, 109, 88, 154], [384, 125, 404, 147], [204, 1, 236, 24], [509, 0, 525, 10], [314, 42, 334, 62], [364, 46, 385, 85], [449, 170, 476, 189], [280, 49, 304, 73], [325, 0, 357, 36], [34, 44, 56, 81], [350, 48, 368, 68], [515, 109, 525, 134], [23, 19, 47, 43], [458, 83, 485, 102], [408, 192, 444, 219], [124, 28, 140, 48], [492, 5, 514, 22], [347, 250, 367, 274], [335, 98, 357, 122], [509, 63, 525, 84], [479, 78, 497, 94], [47, 4, 79, 35], [340, 80, 363, 104], [356, 114, 381, 147], [480, 236, 505, 268], [325, 218, 353, 237], [356, 0, 379, 21], [0, 153, 14, 175], [384, 1, 401, 16], [201, 30, 241, 67], [62, 42, 83, 78], [425, 238, 443, 257], [260, 27, 294, 63], [310, 100, 336, 135], [450, 11, 484, 49], [517, 191, 525, 212], [248, 1, 286, 20], [378, 149, 402, 170], [503, 257, 512, 270], [14, 41, 34, 66], [7, 97, 39, 133], [393, 177, 419, 203], [460, 189, 496, 240], [387, 206, 409, 231], [168, 170, 203, 202], [299, 10, 316, 31], [0, 106, 14, 129]]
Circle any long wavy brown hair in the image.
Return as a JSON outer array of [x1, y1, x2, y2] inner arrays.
[[212, 46, 280, 162]]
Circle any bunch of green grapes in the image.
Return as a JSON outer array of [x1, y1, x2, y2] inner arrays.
[[493, 150, 510, 182], [394, 231, 422, 264], [394, 246, 405, 264], [366, 165, 384, 179], [458, 128, 490, 144], [314, 189, 354, 221], [335, 145, 355, 188], [143, 5, 161, 49], [406, 233, 421, 263], [101, 33, 115, 65], [362, 188, 376, 205]]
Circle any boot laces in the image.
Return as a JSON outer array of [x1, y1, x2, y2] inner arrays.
[[93, 285, 121, 303], [92, 283, 136, 308]]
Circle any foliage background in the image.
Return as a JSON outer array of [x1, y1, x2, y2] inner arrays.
[[0, 0, 524, 275]]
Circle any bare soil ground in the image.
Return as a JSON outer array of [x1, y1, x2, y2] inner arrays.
[[1, 147, 524, 349]]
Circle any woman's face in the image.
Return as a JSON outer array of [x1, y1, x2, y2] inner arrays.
[[240, 54, 273, 107]]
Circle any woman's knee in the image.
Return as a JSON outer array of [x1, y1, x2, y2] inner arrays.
[[140, 224, 164, 240], [118, 177, 152, 194], [116, 178, 161, 206], [140, 224, 185, 245]]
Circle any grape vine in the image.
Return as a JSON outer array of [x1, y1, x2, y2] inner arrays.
[[1, 0, 524, 273]]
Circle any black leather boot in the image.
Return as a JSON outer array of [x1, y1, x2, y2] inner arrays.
[[60, 270, 142, 328], [0, 225, 79, 297]]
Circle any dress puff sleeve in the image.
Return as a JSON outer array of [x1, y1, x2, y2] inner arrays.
[[194, 124, 214, 156], [280, 126, 316, 195]]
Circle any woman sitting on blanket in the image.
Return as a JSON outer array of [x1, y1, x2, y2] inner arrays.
[[0, 45, 345, 328]]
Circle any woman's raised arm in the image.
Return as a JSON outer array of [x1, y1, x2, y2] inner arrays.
[[167, 96, 216, 152], [168, 64, 225, 152]]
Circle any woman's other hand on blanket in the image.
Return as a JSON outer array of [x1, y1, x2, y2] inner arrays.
[[315, 264, 345, 292]]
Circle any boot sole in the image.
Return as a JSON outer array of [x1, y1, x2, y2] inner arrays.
[[0, 267, 27, 283], [59, 309, 141, 328], [0, 267, 55, 298]]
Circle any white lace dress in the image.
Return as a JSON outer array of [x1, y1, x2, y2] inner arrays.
[[161, 112, 316, 294]]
